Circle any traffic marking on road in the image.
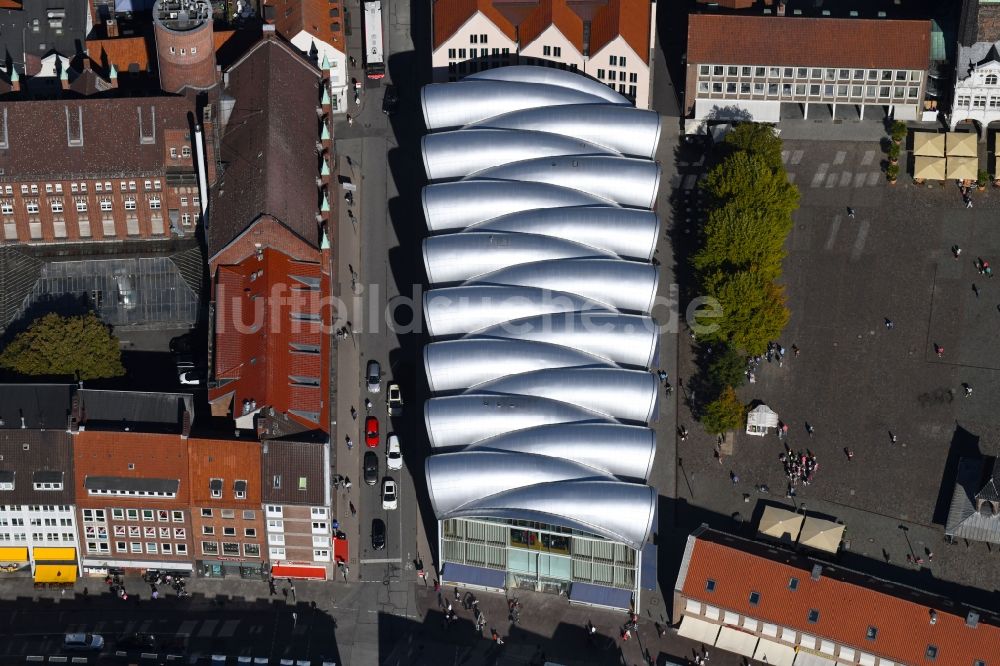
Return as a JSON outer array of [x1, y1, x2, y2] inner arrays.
[[811, 164, 829, 188], [826, 216, 842, 251], [851, 219, 871, 262], [860, 149, 876, 166], [833, 150, 847, 165], [839, 171, 852, 187]]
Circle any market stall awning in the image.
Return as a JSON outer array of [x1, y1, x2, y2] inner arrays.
[[0, 547, 28, 562], [754, 637, 796, 666], [715, 626, 758, 657], [759, 506, 804, 541], [746, 404, 779, 436], [34, 564, 77, 584], [677, 615, 720, 645], [794, 651, 838, 666], [946, 155, 979, 181], [912, 131, 945, 157], [946, 131, 977, 157], [798, 517, 845, 553], [913, 155, 946, 180]]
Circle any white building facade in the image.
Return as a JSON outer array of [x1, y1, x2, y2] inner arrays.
[[288, 30, 349, 114], [952, 44, 1000, 130]]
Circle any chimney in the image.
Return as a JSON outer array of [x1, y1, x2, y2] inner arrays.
[[60, 69, 69, 90], [929, 609, 937, 625], [967, 610, 980, 628], [109, 64, 118, 89], [777, 2, 786, 16], [810, 564, 822, 581], [10, 67, 19, 92], [263, 24, 276, 39], [82, 56, 91, 71], [106, 18, 118, 38]]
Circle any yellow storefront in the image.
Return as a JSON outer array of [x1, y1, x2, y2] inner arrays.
[[0, 547, 28, 573], [32, 547, 78, 584]]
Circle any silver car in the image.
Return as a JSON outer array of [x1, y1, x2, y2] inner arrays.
[[366, 360, 381, 393]]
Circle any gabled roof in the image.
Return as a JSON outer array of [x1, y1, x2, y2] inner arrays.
[[263, 0, 346, 53], [434, 0, 517, 48], [977, 43, 1000, 68], [208, 36, 323, 257], [0, 384, 72, 429], [519, 0, 582, 53], [678, 529, 1000, 665], [77, 389, 193, 434], [687, 15, 931, 70], [590, 0, 651, 63], [188, 437, 262, 505], [0, 430, 74, 505], [73, 430, 191, 504]]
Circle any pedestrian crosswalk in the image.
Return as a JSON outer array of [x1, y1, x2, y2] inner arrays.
[[782, 148, 884, 189]]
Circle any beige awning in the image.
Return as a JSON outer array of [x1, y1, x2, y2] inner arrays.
[[913, 155, 946, 181], [759, 506, 804, 541], [677, 615, 720, 645], [798, 517, 845, 553], [715, 626, 758, 657], [946, 155, 979, 181], [794, 652, 838, 666], [912, 131, 945, 157], [754, 637, 796, 666], [946, 131, 977, 157]]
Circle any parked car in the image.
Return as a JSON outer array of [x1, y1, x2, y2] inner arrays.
[[371, 518, 386, 550], [64, 633, 104, 651], [387, 383, 403, 416], [365, 416, 379, 448], [382, 84, 398, 115], [382, 478, 398, 510], [178, 369, 205, 386], [386, 434, 402, 470], [366, 360, 381, 393], [363, 451, 378, 486]]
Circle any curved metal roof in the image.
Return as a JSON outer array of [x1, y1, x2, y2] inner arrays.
[[469, 155, 661, 209], [424, 338, 618, 393], [422, 80, 617, 131], [422, 180, 615, 232], [467, 258, 659, 313], [423, 231, 615, 284], [423, 285, 612, 337], [470, 311, 659, 368], [466, 66, 629, 105], [422, 129, 619, 182], [427, 474, 657, 550], [467, 367, 658, 423], [468, 206, 661, 261], [464, 423, 656, 481], [424, 393, 618, 449], [467, 104, 662, 159]]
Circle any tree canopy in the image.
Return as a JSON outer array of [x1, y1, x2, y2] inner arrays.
[[722, 122, 785, 172], [701, 386, 745, 435], [705, 343, 746, 396], [0, 312, 124, 380], [701, 151, 800, 220], [701, 270, 790, 355], [692, 201, 791, 281]]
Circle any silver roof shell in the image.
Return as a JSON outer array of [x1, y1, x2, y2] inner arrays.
[[421, 129, 619, 182], [422, 181, 615, 232], [424, 338, 618, 393], [468, 206, 661, 261], [467, 367, 658, 423], [424, 393, 618, 449], [467, 258, 659, 313], [469, 155, 661, 209], [422, 80, 618, 131], [467, 104, 662, 159], [466, 66, 629, 105], [469, 311, 659, 368], [464, 423, 656, 481], [423, 232, 615, 284], [423, 285, 611, 337]]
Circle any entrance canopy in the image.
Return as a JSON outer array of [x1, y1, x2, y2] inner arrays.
[[270, 562, 327, 580], [946, 131, 977, 157], [798, 517, 845, 553], [912, 131, 945, 157], [913, 155, 946, 180], [0, 547, 28, 562], [716, 626, 758, 657], [746, 404, 779, 436], [794, 652, 838, 666], [754, 637, 796, 666], [34, 564, 77, 584], [759, 505, 804, 541], [946, 155, 979, 181], [677, 615, 720, 645]]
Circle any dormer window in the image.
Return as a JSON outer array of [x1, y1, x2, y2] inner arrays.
[[234, 480, 247, 499], [209, 478, 223, 499]]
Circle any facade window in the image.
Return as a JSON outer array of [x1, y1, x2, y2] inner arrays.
[[173, 528, 185, 539], [142, 510, 154, 521], [162, 543, 172, 554], [221, 509, 235, 519], [50, 200, 63, 213], [480, 34, 487, 43], [741, 83, 751, 94], [609, 55, 618, 66], [176, 543, 187, 554], [244, 543, 260, 557], [202, 525, 215, 535], [124, 198, 136, 211], [130, 542, 142, 553], [181, 146, 191, 158], [172, 511, 184, 522], [170, 147, 178, 159], [629, 72, 638, 83], [974, 95, 986, 108], [808, 609, 820, 623], [553, 47, 561, 57], [1, 202, 12, 216], [243, 510, 256, 520], [698, 82, 709, 93], [222, 542, 240, 555], [699, 65, 709, 75], [202, 508, 213, 517], [126, 509, 138, 520], [223, 526, 236, 536], [448, 48, 456, 58], [543, 46, 551, 56], [26, 202, 39, 215], [144, 180, 152, 191], [597, 69, 605, 79], [714, 65, 724, 76], [245, 528, 257, 538], [957, 95, 970, 107], [145, 542, 158, 554], [235, 481, 247, 499], [210, 479, 222, 499], [313, 549, 330, 561], [727, 66, 738, 76], [76, 200, 87, 213], [457, 48, 466, 58], [202, 541, 219, 555], [470, 34, 477, 43], [45, 184, 53, 194], [266, 505, 282, 517]]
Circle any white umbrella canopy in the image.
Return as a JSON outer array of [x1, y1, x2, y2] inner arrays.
[[912, 132, 945, 157]]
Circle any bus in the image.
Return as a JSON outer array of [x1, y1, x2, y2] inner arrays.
[[363, 0, 385, 80]]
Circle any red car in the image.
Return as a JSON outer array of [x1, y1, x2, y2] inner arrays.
[[365, 416, 380, 448]]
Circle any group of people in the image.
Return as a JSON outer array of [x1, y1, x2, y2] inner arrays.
[[746, 341, 792, 382], [779, 449, 820, 491]]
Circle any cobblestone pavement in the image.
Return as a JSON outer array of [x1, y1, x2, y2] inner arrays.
[[674, 136, 1000, 610]]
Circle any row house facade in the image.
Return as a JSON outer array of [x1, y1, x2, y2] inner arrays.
[[952, 0, 1000, 131], [0, 96, 203, 244], [685, 14, 931, 132], [431, 0, 656, 109]]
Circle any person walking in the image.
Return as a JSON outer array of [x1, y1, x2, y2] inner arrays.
[[884, 318, 894, 329], [890, 432, 898, 444], [967, 196, 974, 209], [806, 422, 815, 436], [935, 344, 944, 357], [965, 385, 973, 398], [844, 447, 854, 461], [847, 207, 856, 219], [953, 245, 962, 260]]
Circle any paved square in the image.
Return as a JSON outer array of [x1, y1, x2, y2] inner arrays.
[[676, 137, 1000, 608]]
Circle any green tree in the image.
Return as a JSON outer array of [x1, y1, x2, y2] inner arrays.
[[692, 201, 791, 281], [0, 312, 124, 380], [723, 122, 784, 172], [701, 386, 745, 435], [701, 270, 790, 355], [702, 151, 800, 220], [705, 343, 746, 397]]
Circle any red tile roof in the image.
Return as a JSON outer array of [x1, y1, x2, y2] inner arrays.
[[264, 0, 346, 52], [687, 15, 931, 70], [433, 0, 517, 48], [210, 244, 330, 432], [86, 35, 153, 73], [519, 0, 582, 54], [73, 431, 191, 505], [590, 0, 651, 64], [680, 534, 1000, 665], [187, 438, 262, 505]]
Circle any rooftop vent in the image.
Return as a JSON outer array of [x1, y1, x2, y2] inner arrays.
[[878, 11, 886, 17], [810, 564, 823, 581], [967, 611, 980, 628]]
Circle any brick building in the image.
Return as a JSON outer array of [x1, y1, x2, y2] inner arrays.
[[0, 384, 80, 585], [188, 437, 265, 579], [262, 435, 334, 580], [72, 390, 196, 575], [431, 0, 657, 108], [673, 526, 1000, 666]]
